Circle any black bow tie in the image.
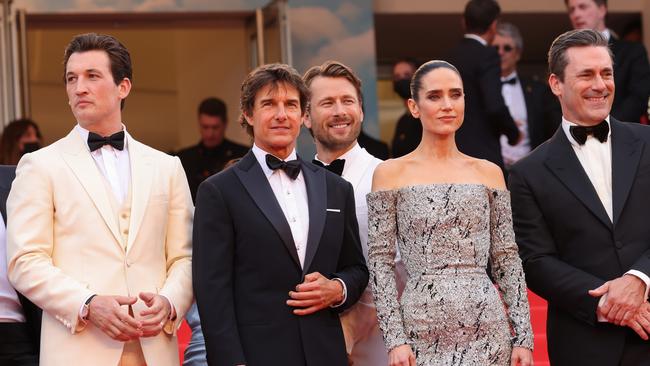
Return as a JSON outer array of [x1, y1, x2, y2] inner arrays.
[[87, 131, 125, 151], [569, 120, 609, 145], [312, 159, 345, 176], [265, 154, 301, 180], [502, 76, 517, 85]]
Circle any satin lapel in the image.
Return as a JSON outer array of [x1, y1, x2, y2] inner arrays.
[[126, 135, 154, 253], [301, 158, 326, 275], [59, 130, 122, 247], [543, 128, 612, 229], [234, 152, 301, 268], [610, 119, 643, 226], [520, 78, 539, 145]]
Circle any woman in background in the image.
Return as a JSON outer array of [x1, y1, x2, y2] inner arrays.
[[0, 118, 42, 165], [367, 60, 533, 366]]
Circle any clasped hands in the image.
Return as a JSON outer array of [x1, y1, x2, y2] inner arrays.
[[589, 274, 650, 339], [87, 292, 172, 342], [286, 272, 344, 315]]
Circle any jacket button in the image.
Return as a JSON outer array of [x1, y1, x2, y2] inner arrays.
[[615, 241, 623, 248]]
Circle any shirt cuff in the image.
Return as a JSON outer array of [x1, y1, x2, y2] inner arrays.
[[159, 294, 177, 320], [330, 278, 347, 308], [625, 270, 650, 300]]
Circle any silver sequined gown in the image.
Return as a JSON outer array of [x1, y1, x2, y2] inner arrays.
[[367, 184, 533, 365]]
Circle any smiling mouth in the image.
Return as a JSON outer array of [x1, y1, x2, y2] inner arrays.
[[329, 122, 351, 129], [586, 95, 608, 103]]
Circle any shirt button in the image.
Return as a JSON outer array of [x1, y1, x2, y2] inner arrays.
[[286, 191, 291, 195], [123, 229, 129, 235], [291, 217, 296, 223], [121, 213, 129, 219]]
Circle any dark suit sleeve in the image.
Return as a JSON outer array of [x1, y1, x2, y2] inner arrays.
[[479, 50, 519, 144], [329, 181, 369, 312], [193, 179, 245, 366], [616, 43, 650, 122], [508, 167, 604, 326]]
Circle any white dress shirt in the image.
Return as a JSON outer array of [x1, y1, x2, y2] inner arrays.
[[561, 116, 650, 313], [500, 71, 531, 166], [0, 214, 26, 322], [252, 144, 310, 268], [74, 124, 131, 204]]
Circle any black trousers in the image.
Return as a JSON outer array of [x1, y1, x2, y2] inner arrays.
[[0, 322, 38, 366]]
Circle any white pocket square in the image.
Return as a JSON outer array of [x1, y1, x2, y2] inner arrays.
[[326, 208, 341, 213]]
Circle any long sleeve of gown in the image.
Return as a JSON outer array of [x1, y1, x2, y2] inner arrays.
[[488, 189, 534, 350], [367, 190, 408, 351]]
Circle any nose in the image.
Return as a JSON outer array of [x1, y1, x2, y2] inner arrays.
[[333, 100, 345, 116], [74, 77, 88, 95], [441, 96, 453, 110], [592, 74, 607, 91], [275, 103, 288, 121]]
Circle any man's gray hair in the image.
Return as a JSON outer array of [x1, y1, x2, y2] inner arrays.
[[496, 22, 524, 52]]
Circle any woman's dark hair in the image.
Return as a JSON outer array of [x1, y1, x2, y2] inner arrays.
[[0, 118, 42, 165], [410, 60, 461, 102]]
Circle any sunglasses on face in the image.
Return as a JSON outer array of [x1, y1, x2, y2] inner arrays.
[[493, 44, 515, 53]]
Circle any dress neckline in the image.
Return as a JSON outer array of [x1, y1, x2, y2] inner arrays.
[[371, 182, 509, 195]]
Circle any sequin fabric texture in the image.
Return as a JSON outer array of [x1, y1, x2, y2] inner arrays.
[[367, 183, 533, 365]]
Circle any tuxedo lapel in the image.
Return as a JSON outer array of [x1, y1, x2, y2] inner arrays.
[[59, 130, 123, 247], [519, 78, 539, 145], [610, 119, 643, 225], [544, 128, 612, 229], [234, 152, 301, 268], [126, 134, 154, 253], [301, 158, 326, 275]]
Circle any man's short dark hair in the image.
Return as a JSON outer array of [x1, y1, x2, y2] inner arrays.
[[303, 60, 364, 109], [198, 97, 227, 121], [564, 0, 607, 7], [63, 33, 132, 109], [548, 29, 612, 81], [238, 63, 310, 137], [464, 0, 501, 34]]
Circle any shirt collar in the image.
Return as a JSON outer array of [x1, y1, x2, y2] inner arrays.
[[501, 71, 518, 83], [561, 116, 611, 147], [464, 34, 487, 46], [74, 124, 129, 153], [313, 142, 361, 164], [252, 143, 298, 179]]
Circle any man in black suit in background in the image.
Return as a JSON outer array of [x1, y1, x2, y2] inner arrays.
[[510, 29, 650, 365], [0, 165, 40, 365], [177, 97, 249, 201], [192, 63, 368, 366], [446, 0, 520, 170], [565, 0, 650, 123], [492, 22, 561, 167]]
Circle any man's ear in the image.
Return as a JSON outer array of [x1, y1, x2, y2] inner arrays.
[[303, 111, 312, 129], [118, 78, 132, 99], [548, 73, 562, 97]]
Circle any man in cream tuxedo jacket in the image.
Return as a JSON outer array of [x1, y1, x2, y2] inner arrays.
[[7, 33, 193, 366]]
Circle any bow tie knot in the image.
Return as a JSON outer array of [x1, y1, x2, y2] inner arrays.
[[265, 154, 301, 180], [87, 131, 125, 151], [312, 159, 345, 176], [569, 120, 609, 145]]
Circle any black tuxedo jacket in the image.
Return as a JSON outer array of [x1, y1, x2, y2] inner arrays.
[[509, 119, 650, 365], [610, 37, 650, 123], [192, 151, 368, 366], [0, 165, 41, 353], [518, 76, 561, 149], [446, 37, 519, 169]]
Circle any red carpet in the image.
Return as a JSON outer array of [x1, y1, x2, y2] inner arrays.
[[177, 290, 550, 365]]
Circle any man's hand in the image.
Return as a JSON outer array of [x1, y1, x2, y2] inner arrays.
[[138, 292, 172, 337], [87, 295, 142, 342], [287, 272, 344, 316], [626, 302, 650, 340], [589, 274, 645, 325]]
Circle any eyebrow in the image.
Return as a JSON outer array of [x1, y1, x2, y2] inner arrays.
[[425, 88, 463, 94]]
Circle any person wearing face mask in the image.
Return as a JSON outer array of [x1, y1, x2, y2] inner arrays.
[[390, 58, 422, 158], [0, 119, 43, 165]]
